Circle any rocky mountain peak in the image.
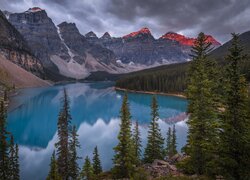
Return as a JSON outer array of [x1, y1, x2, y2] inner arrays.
[[204, 35, 221, 46], [161, 32, 195, 46], [161, 32, 221, 46], [85, 31, 98, 38], [58, 22, 80, 34], [123, 27, 153, 39], [25, 7, 44, 13], [101, 32, 111, 39]]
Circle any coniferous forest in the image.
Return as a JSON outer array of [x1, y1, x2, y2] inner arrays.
[[1, 33, 250, 180]]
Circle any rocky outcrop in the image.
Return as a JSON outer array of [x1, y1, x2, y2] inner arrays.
[[0, 10, 44, 78], [143, 159, 182, 178]]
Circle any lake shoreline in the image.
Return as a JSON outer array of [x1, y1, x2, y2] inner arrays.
[[114, 87, 186, 99]]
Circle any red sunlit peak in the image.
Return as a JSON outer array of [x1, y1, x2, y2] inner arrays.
[[161, 32, 221, 46], [123, 27, 151, 38]]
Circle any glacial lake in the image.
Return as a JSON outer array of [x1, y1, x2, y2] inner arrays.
[[7, 82, 188, 180]]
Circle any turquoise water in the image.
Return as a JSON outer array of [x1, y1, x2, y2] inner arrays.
[[7, 82, 188, 180]]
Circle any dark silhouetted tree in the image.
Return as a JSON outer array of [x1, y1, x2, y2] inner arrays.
[[0, 101, 9, 179], [55, 89, 72, 180], [46, 151, 61, 180], [219, 33, 250, 179], [144, 96, 165, 163], [92, 146, 102, 176], [69, 125, 80, 180], [112, 93, 136, 178], [132, 121, 142, 166]]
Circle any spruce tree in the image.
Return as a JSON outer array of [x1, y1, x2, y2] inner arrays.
[[79, 156, 94, 180], [9, 135, 15, 180], [69, 125, 80, 180], [14, 144, 19, 180], [92, 146, 102, 175], [112, 93, 135, 178], [144, 96, 165, 163], [185, 32, 220, 176], [55, 89, 72, 180], [47, 151, 61, 180], [219, 33, 250, 179], [166, 127, 172, 157], [0, 101, 9, 179], [132, 121, 142, 166], [171, 125, 177, 155], [3, 89, 7, 102]]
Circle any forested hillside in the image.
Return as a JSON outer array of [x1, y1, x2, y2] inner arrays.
[[116, 31, 250, 93]]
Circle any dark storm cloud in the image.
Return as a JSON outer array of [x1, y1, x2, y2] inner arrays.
[[1, 0, 250, 43]]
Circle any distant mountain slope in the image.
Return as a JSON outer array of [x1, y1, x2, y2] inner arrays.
[[0, 55, 50, 88], [115, 31, 250, 93]]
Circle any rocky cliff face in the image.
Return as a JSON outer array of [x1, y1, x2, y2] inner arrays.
[[7, 8, 120, 79], [8, 7, 67, 70], [0, 10, 44, 78]]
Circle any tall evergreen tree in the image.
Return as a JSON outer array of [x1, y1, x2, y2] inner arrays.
[[92, 146, 102, 175], [166, 127, 172, 157], [219, 33, 250, 179], [55, 89, 72, 180], [3, 89, 8, 102], [185, 32, 220, 176], [47, 151, 61, 180], [9, 135, 15, 180], [112, 93, 136, 178], [132, 121, 142, 166], [79, 156, 94, 180], [171, 125, 177, 155], [68, 125, 80, 180], [144, 96, 165, 163], [14, 144, 19, 180], [0, 101, 9, 179]]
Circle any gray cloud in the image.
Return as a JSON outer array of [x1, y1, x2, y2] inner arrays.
[[1, 0, 250, 43]]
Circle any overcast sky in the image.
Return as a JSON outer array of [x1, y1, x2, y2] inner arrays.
[[1, 0, 250, 43]]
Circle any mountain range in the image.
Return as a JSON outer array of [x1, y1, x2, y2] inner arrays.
[[1, 7, 221, 84]]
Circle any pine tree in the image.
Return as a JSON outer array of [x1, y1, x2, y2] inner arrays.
[[219, 33, 250, 179], [9, 135, 15, 180], [171, 125, 177, 155], [14, 144, 19, 180], [79, 156, 94, 180], [144, 96, 165, 163], [132, 121, 142, 166], [68, 125, 80, 180], [166, 127, 172, 157], [0, 101, 9, 179], [55, 89, 72, 180], [92, 146, 102, 175], [112, 93, 136, 178], [3, 90, 7, 102], [185, 32, 220, 176], [47, 151, 61, 180]]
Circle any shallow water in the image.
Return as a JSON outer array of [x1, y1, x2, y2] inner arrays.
[[7, 82, 188, 180]]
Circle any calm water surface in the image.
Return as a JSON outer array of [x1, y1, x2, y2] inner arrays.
[[7, 82, 188, 180]]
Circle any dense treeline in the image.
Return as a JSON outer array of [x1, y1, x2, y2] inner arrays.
[[116, 62, 188, 93], [115, 32, 250, 93], [0, 93, 20, 180]]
